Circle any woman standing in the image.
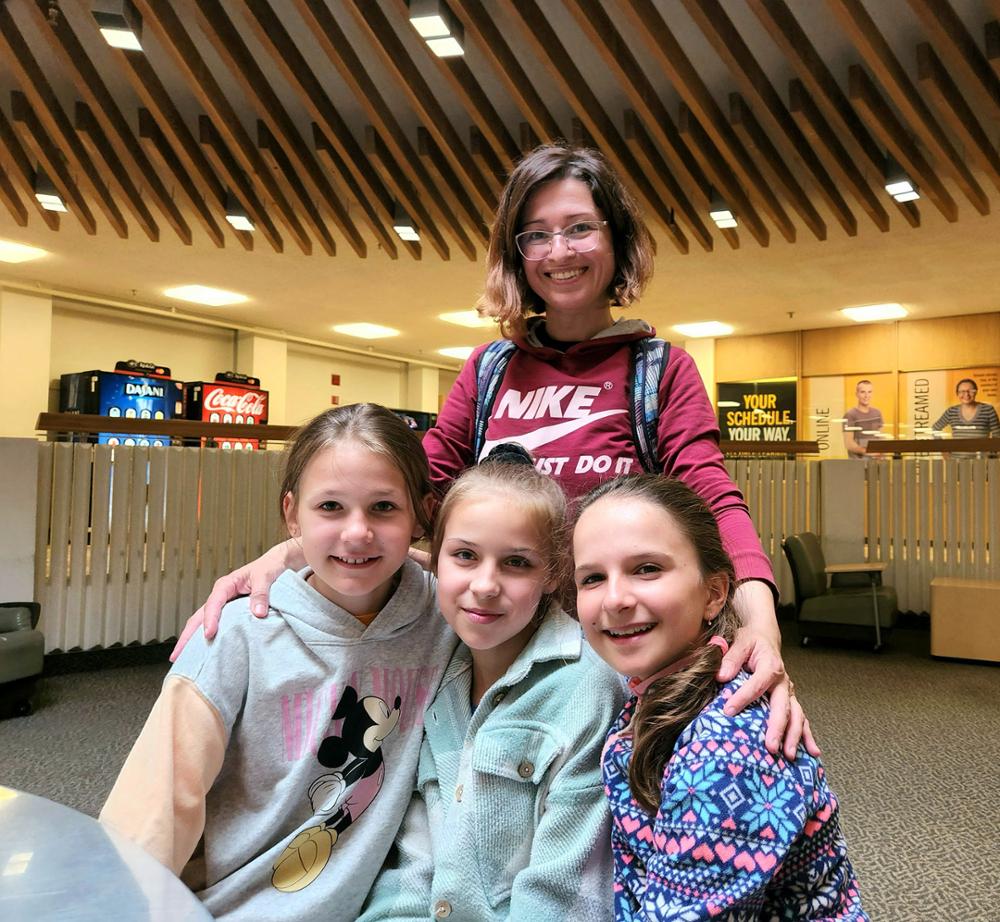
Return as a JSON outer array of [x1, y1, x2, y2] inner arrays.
[[184, 145, 812, 757]]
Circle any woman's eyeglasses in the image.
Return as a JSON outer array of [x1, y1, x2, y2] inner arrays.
[[514, 221, 608, 260]]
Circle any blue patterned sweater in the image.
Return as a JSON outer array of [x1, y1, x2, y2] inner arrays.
[[603, 673, 868, 921]]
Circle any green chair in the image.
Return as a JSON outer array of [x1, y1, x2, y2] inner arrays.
[[782, 533, 897, 651], [0, 602, 43, 717]]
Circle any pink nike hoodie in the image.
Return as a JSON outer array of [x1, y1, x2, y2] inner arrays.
[[423, 318, 775, 589]]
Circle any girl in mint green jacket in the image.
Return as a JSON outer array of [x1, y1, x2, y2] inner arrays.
[[359, 446, 624, 922]]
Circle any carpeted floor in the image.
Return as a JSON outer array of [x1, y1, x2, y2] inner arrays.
[[2, 627, 998, 920]]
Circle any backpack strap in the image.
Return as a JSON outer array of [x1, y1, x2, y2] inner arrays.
[[472, 339, 518, 461], [630, 337, 669, 473]]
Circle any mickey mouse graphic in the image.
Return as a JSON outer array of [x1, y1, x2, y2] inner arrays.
[[271, 686, 401, 893]]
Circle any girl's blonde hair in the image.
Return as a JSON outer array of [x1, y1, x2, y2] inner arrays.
[[575, 475, 738, 815], [280, 403, 433, 539], [430, 448, 569, 618], [478, 144, 654, 339]]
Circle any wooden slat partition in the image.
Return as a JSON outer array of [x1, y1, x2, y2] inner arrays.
[[31, 448, 997, 652], [35, 443, 285, 653]]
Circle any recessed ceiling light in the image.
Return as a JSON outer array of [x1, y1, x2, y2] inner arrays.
[[673, 321, 734, 338], [438, 310, 496, 329], [437, 346, 475, 360], [164, 285, 248, 307], [426, 36, 464, 57], [99, 27, 142, 50], [841, 303, 908, 322], [332, 322, 400, 339], [0, 239, 49, 263]]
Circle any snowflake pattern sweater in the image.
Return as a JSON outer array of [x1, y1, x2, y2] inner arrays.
[[604, 673, 868, 921]]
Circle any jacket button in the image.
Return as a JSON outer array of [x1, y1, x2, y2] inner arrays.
[[455, 784, 463, 802], [433, 899, 452, 918], [517, 760, 534, 778], [492, 690, 506, 705]]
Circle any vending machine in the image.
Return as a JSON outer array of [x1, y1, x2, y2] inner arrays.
[[59, 360, 184, 446], [184, 372, 269, 450]]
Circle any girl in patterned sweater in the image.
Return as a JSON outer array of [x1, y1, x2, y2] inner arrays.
[[572, 475, 868, 921]]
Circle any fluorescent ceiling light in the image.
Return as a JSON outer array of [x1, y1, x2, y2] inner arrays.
[[393, 224, 420, 241], [673, 321, 734, 338], [333, 322, 400, 339], [410, 13, 449, 37], [426, 36, 464, 57], [35, 192, 67, 213], [164, 285, 248, 307], [841, 303, 908, 322], [437, 346, 475, 360], [0, 239, 48, 263], [438, 310, 495, 328], [99, 27, 142, 50], [892, 189, 920, 202], [392, 202, 419, 241], [226, 214, 255, 232], [885, 179, 914, 196]]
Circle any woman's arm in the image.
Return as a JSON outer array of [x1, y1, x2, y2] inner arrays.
[[169, 537, 304, 660], [100, 676, 226, 874], [654, 349, 815, 756], [931, 407, 953, 431]]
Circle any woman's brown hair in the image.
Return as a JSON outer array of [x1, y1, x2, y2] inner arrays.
[[575, 474, 738, 815], [478, 144, 655, 338], [279, 403, 433, 539]]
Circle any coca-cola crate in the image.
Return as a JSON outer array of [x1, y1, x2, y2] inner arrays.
[[184, 373, 269, 450]]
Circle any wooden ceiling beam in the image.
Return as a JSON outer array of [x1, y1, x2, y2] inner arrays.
[[0, 105, 48, 229], [188, 0, 365, 258], [916, 43, 1000, 195], [827, 0, 988, 216], [622, 110, 731, 251], [848, 65, 956, 223], [0, 7, 124, 237], [748, 0, 924, 229], [677, 103, 769, 247], [563, 0, 719, 249], [257, 123, 336, 257], [680, 0, 855, 239], [131, 0, 306, 254], [450, 0, 562, 145], [469, 126, 507, 189], [238, 1, 397, 259], [728, 93, 830, 240], [621, 0, 795, 244], [198, 115, 284, 252], [345, 0, 503, 205], [289, 0, 475, 260], [74, 102, 159, 243], [364, 126, 431, 262], [418, 128, 489, 244], [136, 108, 229, 249], [495, 0, 689, 254], [28, 0, 191, 246], [906, 0, 1000, 117], [10, 91, 98, 236], [988, 22, 1000, 79], [788, 80, 892, 232], [311, 124, 406, 260], [388, 0, 519, 167]]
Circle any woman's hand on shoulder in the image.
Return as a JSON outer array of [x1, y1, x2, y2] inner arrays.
[[717, 580, 821, 761], [169, 539, 303, 661]]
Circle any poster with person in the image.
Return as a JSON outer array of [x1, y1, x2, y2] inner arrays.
[[899, 367, 1000, 438], [801, 374, 895, 458]]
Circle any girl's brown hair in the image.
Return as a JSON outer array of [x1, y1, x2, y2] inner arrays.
[[478, 144, 655, 338], [280, 403, 433, 539], [430, 450, 569, 618], [575, 475, 738, 815]]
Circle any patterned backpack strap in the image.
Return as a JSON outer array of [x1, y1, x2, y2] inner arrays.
[[630, 337, 669, 473], [472, 339, 518, 461]]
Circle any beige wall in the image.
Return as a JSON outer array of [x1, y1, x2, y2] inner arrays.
[[286, 344, 406, 427]]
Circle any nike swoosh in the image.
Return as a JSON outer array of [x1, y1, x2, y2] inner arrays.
[[480, 409, 626, 457]]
